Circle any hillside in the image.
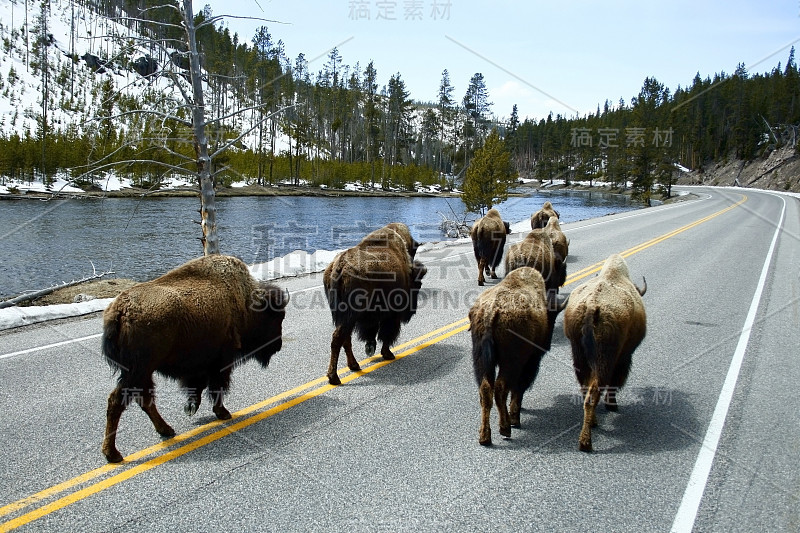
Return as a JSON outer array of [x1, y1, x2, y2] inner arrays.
[[676, 145, 800, 193], [0, 0, 486, 192]]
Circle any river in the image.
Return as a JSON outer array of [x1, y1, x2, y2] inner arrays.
[[0, 189, 638, 298]]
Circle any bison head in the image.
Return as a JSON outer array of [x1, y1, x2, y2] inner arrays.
[[247, 283, 290, 367]]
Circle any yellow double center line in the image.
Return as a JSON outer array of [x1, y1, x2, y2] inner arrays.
[[0, 194, 746, 531]]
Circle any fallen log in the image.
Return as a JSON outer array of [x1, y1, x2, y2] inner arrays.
[[0, 268, 115, 309]]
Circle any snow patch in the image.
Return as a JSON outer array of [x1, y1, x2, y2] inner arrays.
[[0, 298, 114, 330]]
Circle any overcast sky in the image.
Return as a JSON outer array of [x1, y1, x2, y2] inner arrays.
[[214, 1, 797, 121]]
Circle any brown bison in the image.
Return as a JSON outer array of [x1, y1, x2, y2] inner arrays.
[[504, 229, 566, 294], [544, 215, 569, 259], [361, 222, 420, 259], [470, 208, 511, 286], [323, 223, 427, 385], [470, 267, 568, 445], [101, 255, 289, 463], [563, 253, 647, 452], [530, 201, 560, 229]]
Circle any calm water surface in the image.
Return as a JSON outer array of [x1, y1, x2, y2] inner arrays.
[[0, 190, 637, 297]]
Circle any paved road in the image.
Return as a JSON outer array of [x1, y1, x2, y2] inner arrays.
[[1, 186, 798, 532]]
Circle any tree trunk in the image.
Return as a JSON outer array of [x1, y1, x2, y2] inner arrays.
[[180, 0, 218, 255]]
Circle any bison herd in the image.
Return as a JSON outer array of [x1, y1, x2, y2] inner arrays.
[[100, 205, 647, 462]]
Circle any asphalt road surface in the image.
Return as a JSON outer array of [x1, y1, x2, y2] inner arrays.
[[1, 186, 798, 532]]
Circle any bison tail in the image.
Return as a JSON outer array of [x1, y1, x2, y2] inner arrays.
[[580, 308, 601, 375], [101, 314, 124, 376], [472, 329, 496, 386]]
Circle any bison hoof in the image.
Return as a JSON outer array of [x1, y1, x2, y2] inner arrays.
[[579, 440, 593, 452], [365, 341, 376, 357], [479, 438, 492, 446], [490, 273, 498, 279], [381, 350, 395, 361], [158, 424, 176, 437], [184, 401, 198, 416], [213, 406, 232, 420], [478, 280, 485, 287], [327, 373, 342, 386], [348, 362, 362, 372], [103, 447, 124, 463]]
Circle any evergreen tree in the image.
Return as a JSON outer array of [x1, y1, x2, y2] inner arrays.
[[437, 69, 455, 175], [462, 129, 517, 214], [461, 72, 492, 172]]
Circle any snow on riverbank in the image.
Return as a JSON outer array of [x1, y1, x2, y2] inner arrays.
[[0, 298, 114, 331]]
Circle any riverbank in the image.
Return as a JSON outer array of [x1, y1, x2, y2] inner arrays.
[[0, 183, 467, 201]]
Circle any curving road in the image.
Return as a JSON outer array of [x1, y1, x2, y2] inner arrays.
[[1, 186, 798, 532]]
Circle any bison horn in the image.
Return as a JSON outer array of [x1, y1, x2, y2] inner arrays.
[[557, 293, 570, 312], [636, 277, 647, 297]]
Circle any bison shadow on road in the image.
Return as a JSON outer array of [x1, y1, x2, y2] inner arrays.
[[496, 386, 702, 455], [343, 340, 465, 387], [161, 393, 344, 463]]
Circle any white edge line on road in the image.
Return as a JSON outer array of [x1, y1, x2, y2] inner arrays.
[[670, 194, 786, 532], [0, 333, 102, 360]]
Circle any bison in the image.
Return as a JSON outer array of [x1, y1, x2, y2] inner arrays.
[[323, 223, 427, 385], [470, 208, 511, 286], [544, 215, 569, 259], [504, 229, 566, 295], [563, 253, 647, 452], [470, 267, 568, 445], [81, 53, 107, 73], [133, 55, 159, 78], [530, 201, 560, 230], [362, 222, 420, 259], [101, 255, 289, 463]]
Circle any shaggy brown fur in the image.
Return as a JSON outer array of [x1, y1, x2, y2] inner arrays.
[[504, 229, 566, 294], [470, 208, 511, 286], [563, 253, 647, 452], [361, 222, 420, 259], [544, 216, 569, 259], [323, 223, 427, 385], [469, 267, 567, 445], [101, 255, 289, 463], [530, 201, 560, 229]]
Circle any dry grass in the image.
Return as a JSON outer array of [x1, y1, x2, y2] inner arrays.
[[24, 278, 138, 306]]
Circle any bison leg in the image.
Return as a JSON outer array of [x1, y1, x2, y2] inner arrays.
[[495, 378, 511, 439], [509, 391, 522, 428], [605, 350, 633, 411], [479, 377, 493, 446], [134, 388, 175, 437], [328, 324, 354, 385], [209, 390, 231, 420], [359, 324, 379, 358], [579, 381, 601, 452], [208, 373, 233, 420], [604, 387, 619, 412], [102, 386, 127, 463], [378, 317, 402, 360], [477, 258, 487, 286], [342, 332, 360, 372], [180, 376, 209, 417], [365, 339, 377, 357]]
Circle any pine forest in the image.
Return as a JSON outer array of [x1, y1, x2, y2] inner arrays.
[[0, 0, 799, 201]]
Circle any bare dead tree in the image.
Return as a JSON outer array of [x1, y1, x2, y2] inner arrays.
[[78, 1, 288, 256]]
